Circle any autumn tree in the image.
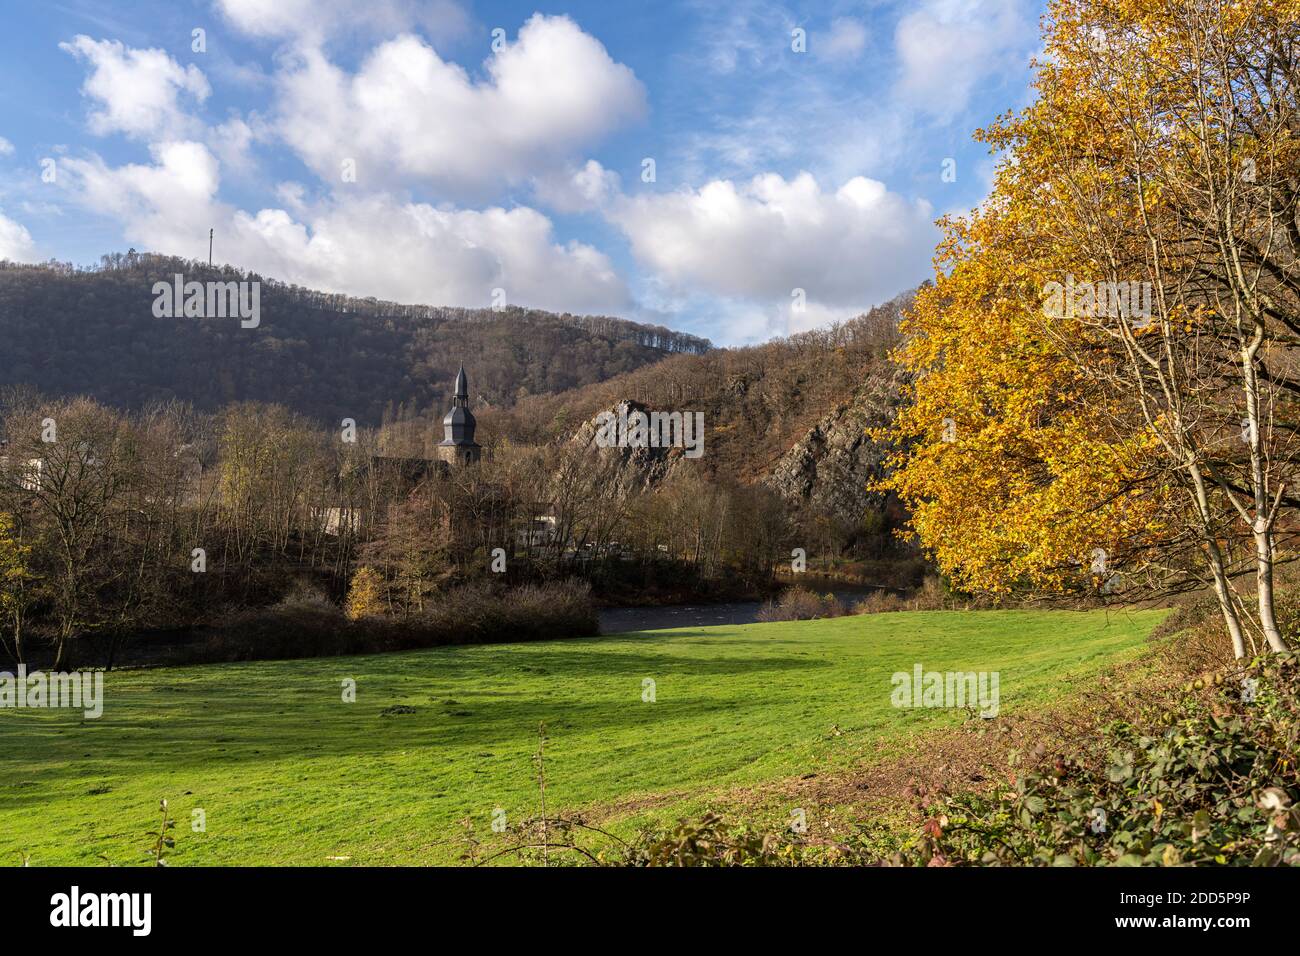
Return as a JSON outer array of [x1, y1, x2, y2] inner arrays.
[[358, 486, 452, 616], [885, 0, 1299, 657], [344, 566, 384, 620], [0, 398, 139, 669]]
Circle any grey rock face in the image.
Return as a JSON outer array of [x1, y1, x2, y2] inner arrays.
[[571, 381, 901, 523], [570, 399, 680, 490], [762, 378, 899, 524]]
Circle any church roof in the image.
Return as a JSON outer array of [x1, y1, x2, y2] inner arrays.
[[442, 364, 479, 448]]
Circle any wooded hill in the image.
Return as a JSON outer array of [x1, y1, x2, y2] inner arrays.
[[366, 290, 919, 571], [474, 290, 913, 484], [0, 253, 711, 425]]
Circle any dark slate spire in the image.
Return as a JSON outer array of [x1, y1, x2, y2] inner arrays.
[[441, 364, 477, 447], [452, 365, 468, 405]]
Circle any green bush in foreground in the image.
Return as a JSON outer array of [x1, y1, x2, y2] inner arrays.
[[600, 656, 1300, 867], [920, 656, 1300, 867]]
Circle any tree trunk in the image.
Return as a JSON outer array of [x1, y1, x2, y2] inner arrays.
[[1208, 554, 1248, 660], [11, 616, 23, 666], [1253, 519, 1290, 653], [1188, 468, 1248, 659]]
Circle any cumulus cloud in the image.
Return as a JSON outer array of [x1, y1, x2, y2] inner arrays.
[[0, 208, 36, 261], [631, 281, 850, 344], [609, 172, 935, 324], [61, 143, 629, 314], [59, 35, 210, 139], [0, 136, 13, 156], [63, 141, 221, 250], [273, 15, 645, 199], [215, 0, 471, 45], [42, 8, 951, 345], [531, 159, 622, 213], [209, 115, 256, 170], [895, 0, 1035, 117], [233, 198, 629, 313]]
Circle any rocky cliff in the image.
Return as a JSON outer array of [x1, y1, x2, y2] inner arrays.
[[569, 399, 683, 489], [760, 375, 900, 525], [571, 376, 902, 526]]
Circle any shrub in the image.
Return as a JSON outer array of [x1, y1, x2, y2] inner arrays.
[[852, 590, 906, 614], [189, 579, 598, 664], [757, 588, 846, 622], [199, 586, 350, 662], [621, 813, 800, 866], [853, 577, 959, 614], [345, 566, 385, 621], [409, 579, 598, 646], [915, 655, 1300, 867]]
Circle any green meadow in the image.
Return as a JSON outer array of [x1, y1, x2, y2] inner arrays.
[[0, 609, 1166, 865]]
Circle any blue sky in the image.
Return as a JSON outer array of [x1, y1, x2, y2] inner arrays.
[[0, 0, 1044, 345]]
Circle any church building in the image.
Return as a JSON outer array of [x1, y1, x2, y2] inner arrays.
[[320, 364, 482, 536]]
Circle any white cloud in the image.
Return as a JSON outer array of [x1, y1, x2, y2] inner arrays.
[[209, 115, 256, 170], [273, 15, 645, 200], [61, 143, 630, 314], [63, 141, 221, 249], [59, 35, 211, 139], [818, 18, 869, 61], [895, 0, 1035, 117], [273, 181, 309, 216], [0, 208, 36, 261], [215, 0, 471, 45], [234, 198, 629, 314], [631, 282, 829, 344], [610, 172, 935, 324], [0, 136, 13, 156], [531, 159, 622, 213]]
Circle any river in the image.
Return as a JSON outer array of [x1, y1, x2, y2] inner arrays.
[[597, 584, 882, 634]]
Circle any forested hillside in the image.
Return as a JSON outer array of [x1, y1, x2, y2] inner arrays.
[[476, 290, 913, 482], [0, 253, 710, 424], [0, 260, 918, 671], [361, 288, 920, 585]]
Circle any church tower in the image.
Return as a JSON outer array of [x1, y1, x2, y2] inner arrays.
[[436, 365, 481, 465]]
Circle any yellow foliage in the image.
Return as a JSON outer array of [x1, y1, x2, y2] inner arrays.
[[345, 566, 385, 621]]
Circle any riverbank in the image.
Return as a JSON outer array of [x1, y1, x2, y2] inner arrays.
[[598, 582, 884, 633]]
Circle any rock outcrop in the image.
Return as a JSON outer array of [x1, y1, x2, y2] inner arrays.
[[762, 377, 899, 524], [570, 377, 903, 525], [569, 399, 683, 489]]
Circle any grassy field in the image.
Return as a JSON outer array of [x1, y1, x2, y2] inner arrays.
[[0, 609, 1166, 865]]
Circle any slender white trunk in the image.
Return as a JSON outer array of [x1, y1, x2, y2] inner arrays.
[[1188, 466, 1248, 658], [1253, 518, 1290, 653], [1240, 345, 1289, 654], [1208, 540, 1248, 660]]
